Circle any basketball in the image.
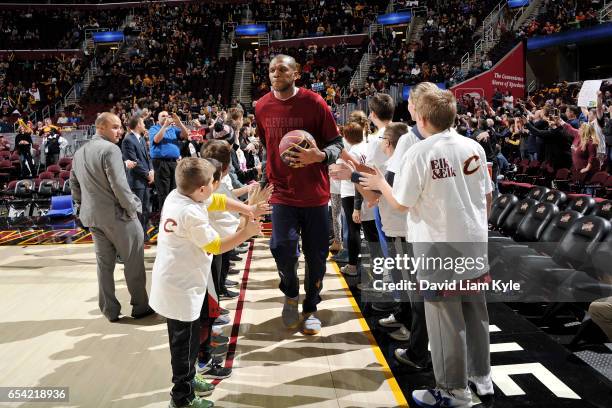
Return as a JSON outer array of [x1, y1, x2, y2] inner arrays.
[[279, 130, 317, 168]]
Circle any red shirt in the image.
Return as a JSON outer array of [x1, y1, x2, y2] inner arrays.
[[255, 88, 339, 207]]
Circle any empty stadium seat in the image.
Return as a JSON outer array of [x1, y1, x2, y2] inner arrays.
[[489, 194, 518, 231], [527, 186, 550, 201], [565, 196, 596, 214]]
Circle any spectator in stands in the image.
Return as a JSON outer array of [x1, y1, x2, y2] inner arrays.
[[57, 112, 69, 125], [0, 134, 10, 151], [566, 105, 584, 129], [149, 111, 189, 210], [45, 128, 62, 166], [14, 125, 35, 178], [0, 117, 12, 133]]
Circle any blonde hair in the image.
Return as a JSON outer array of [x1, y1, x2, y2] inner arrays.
[[175, 158, 215, 195], [579, 123, 598, 151], [415, 89, 457, 132], [410, 82, 439, 107]]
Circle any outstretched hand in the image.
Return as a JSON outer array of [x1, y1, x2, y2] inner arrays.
[[359, 166, 385, 191]]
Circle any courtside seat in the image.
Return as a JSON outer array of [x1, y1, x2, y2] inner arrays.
[[515, 216, 610, 294], [592, 200, 612, 220], [490, 202, 559, 266], [489, 194, 518, 232], [47, 195, 74, 218], [496, 198, 538, 237], [565, 195, 596, 214], [541, 190, 567, 207], [527, 186, 550, 202]]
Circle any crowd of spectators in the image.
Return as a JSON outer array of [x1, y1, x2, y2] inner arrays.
[[84, 2, 238, 123], [251, 42, 363, 103], [229, 0, 388, 40], [0, 54, 85, 121], [0, 8, 129, 50], [445, 82, 612, 192], [519, 0, 604, 38]]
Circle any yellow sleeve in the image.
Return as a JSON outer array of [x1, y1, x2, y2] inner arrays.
[[207, 194, 227, 212], [202, 234, 221, 255]]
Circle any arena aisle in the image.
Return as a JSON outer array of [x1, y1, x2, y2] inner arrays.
[[0, 240, 405, 408]]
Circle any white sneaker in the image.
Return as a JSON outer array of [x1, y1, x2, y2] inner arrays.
[[412, 387, 473, 407], [468, 374, 494, 396], [389, 325, 411, 341], [340, 264, 358, 277], [378, 313, 403, 328]]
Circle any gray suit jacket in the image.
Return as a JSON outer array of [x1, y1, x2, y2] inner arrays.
[[70, 134, 142, 227]]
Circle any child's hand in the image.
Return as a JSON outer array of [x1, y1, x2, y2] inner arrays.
[[359, 166, 385, 190], [250, 202, 272, 219], [244, 219, 262, 237], [248, 183, 273, 205]]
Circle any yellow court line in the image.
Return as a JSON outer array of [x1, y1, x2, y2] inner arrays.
[[330, 260, 410, 408]]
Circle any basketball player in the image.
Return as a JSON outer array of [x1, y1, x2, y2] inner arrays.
[[255, 54, 343, 335]]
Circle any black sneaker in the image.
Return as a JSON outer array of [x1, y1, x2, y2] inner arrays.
[[200, 361, 232, 379], [219, 307, 230, 316], [220, 289, 239, 300], [229, 254, 241, 262], [131, 307, 155, 319], [227, 268, 240, 275], [211, 343, 228, 357], [225, 279, 238, 288]]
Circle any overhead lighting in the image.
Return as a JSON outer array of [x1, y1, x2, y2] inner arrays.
[[251, 42, 259, 45], [394, 31, 404, 35]]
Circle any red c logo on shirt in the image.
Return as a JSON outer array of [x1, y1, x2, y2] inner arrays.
[[164, 218, 177, 233], [463, 155, 481, 175]]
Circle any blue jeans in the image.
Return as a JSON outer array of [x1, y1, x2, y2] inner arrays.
[[270, 204, 329, 313], [373, 207, 388, 258]]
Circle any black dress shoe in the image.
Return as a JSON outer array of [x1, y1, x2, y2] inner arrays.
[[229, 254, 241, 262], [131, 307, 155, 319], [225, 279, 238, 287], [220, 289, 239, 299], [227, 268, 240, 275], [108, 316, 121, 323]]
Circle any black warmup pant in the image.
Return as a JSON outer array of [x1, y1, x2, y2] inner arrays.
[[152, 158, 177, 210], [166, 294, 209, 406]]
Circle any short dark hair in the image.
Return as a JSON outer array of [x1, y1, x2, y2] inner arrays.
[[200, 139, 232, 172], [368, 93, 395, 121], [383, 123, 409, 149], [568, 105, 581, 118], [128, 115, 142, 130]]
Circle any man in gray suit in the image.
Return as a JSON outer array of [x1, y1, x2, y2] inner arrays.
[[70, 112, 152, 322]]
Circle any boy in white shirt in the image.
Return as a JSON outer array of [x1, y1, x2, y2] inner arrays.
[[361, 89, 494, 407], [150, 157, 261, 408]]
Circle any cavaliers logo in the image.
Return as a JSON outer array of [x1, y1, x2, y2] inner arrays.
[[547, 194, 555, 201], [581, 221, 594, 232], [576, 199, 583, 207], [164, 218, 178, 233], [560, 214, 572, 223], [536, 206, 546, 213], [500, 197, 507, 204], [533, 190, 540, 197], [463, 155, 481, 175], [521, 203, 528, 211], [603, 203, 611, 212]]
